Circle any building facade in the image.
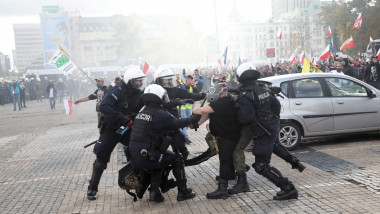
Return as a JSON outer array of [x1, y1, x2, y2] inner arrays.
[[0, 52, 11, 77], [13, 24, 45, 73]]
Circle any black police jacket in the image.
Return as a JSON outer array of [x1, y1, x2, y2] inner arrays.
[[99, 84, 144, 130], [129, 103, 193, 153]]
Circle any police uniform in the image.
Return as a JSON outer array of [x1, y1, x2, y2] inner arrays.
[[87, 82, 143, 200], [231, 63, 298, 200], [88, 86, 108, 128], [129, 84, 199, 202]]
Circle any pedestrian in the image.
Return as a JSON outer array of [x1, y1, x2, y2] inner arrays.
[[129, 84, 200, 202], [0, 80, 5, 106], [46, 81, 57, 110], [74, 77, 108, 129], [180, 75, 197, 144], [364, 55, 380, 89], [192, 80, 240, 199], [231, 63, 298, 200], [87, 68, 145, 201], [193, 69, 204, 92], [19, 81, 27, 108], [10, 80, 22, 111]]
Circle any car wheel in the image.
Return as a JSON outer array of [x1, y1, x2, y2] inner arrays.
[[278, 122, 301, 150]]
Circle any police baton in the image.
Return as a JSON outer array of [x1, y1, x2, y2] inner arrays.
[[84, 140, 97, 148], [256, 121, 272, 136]]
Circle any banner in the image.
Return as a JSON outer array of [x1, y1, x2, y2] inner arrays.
[[47, 46, 78, 74], [40, 12, 71, 68], [63, 99, 72, 115], [301, 56, 323, 73]]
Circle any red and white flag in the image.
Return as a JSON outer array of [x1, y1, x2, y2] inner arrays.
[[352, 13, 362, 30], [277, 29, 282, 40], [340, 36, 356, 51], [377, 49, 380, 58], [63, 99, 72, 115], [289, 48, 297, 64], [327, 26, 331, 36], [369, 36, 373, 44], [142, 62, 149, 74], [320, 45, 331, 61], [300, 51, 305, 64]]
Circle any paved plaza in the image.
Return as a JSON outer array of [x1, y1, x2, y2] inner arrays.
[[0, 99, 379, 214]]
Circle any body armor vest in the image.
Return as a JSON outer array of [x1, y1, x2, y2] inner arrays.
[[130, 105, 160, 143], [243, 84, 275, 120]]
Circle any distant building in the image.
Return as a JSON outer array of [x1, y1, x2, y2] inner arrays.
[[272, 0, 319, 20], [0, 52, 11, 77], [13, 24, 45, 73]]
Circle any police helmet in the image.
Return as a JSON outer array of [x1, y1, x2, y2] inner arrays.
[[141, 84, 169, 104], [124, 67, 146, 89], [236, 63, 260, 83], [154, 67, 175, 88]]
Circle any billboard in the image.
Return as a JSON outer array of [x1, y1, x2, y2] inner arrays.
[[40, 13, 71, 68]]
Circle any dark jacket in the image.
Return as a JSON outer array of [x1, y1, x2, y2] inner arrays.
[[46, 84, 57, 97], [364, 61, 380, 82]]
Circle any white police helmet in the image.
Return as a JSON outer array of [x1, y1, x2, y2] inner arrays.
[[141, 84, 169, 104], [236, 63, 260, 82], [154, 67, 175, 88], [124, 66, 146, 89]]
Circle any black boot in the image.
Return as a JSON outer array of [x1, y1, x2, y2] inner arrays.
[[160, 167, 177, 193], [290, 157, 306, 172], [228, 171, 250, 194], [274, 183, 298, 200], [177, 180, 195, 201], [87, 159, 107, 200], [149, 169, 164, 203], [207, 178, 229, 199], [173, 155, 195, 201]]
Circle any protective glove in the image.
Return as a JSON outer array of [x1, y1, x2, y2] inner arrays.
[[200, 92, 207, 99], [190, 114, 201, 130], [179, 99, 194, 105], [120, 115, 130, 126], [180, 148, 189, 161]]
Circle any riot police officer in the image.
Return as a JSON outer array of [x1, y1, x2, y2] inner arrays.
[[87, 67, 146, 201], [232, 63, 298, 200], [129, 84, 200, 202]]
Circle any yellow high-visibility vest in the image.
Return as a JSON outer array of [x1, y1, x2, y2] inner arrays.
[[226, 73, 231, 82], [181, 86, 193, 110]]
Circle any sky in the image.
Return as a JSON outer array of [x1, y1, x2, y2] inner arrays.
[[0, 0, 272, 57]]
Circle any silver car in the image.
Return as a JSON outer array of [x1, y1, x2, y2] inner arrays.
[[258, 73, 380, 150]]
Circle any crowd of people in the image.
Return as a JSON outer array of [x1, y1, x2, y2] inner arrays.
[[0, 76, 96, 111]]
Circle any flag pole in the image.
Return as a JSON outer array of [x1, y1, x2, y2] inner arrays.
[[58, 46, 97, 86]]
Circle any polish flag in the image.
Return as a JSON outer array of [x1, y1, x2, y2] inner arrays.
[[142, 62, 149, 74], [369, 36, 373, 44], [277, 29, 282, 40], [300, 51, 305, 64], [340, 37, 356, 51], [63, 99, 72, 115], [377, 49, 380, 58], [327, 26, 331, 36], [352, 13, 362, 30], [289, 49, 297, 64], [320, 45, 331, 61]]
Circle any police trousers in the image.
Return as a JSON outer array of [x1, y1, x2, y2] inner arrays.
[[232, 125, 253, 173], [217, 137, 237, 180], [252, 118, 280, 165], [94, 127, 131, 163]]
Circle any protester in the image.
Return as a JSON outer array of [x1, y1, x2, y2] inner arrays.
[[46, 81, 57, 110]]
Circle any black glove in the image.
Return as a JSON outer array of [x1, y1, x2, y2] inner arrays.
[[179, 99, 194, 105], [120, 115, 130, 126], [200, 92, 207, 99], [180, 148, 189, 161], [190, 114, 201, 125]]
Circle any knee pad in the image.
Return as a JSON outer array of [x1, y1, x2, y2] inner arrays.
[[94, 159, 107, 170]]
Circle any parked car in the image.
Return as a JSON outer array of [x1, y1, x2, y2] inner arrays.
[[258, 73, 380, 150]]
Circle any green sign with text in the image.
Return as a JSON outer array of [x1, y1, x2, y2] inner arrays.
[[42, 6, 60, 13]]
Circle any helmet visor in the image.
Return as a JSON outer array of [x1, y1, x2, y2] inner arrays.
[[159, 76, 175, 88], [132, 77, 147, 89]]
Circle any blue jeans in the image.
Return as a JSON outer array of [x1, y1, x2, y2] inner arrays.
[[49, 97, 56, 110], [12, 94, 21, 110], [180, 108, 192, 139]]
